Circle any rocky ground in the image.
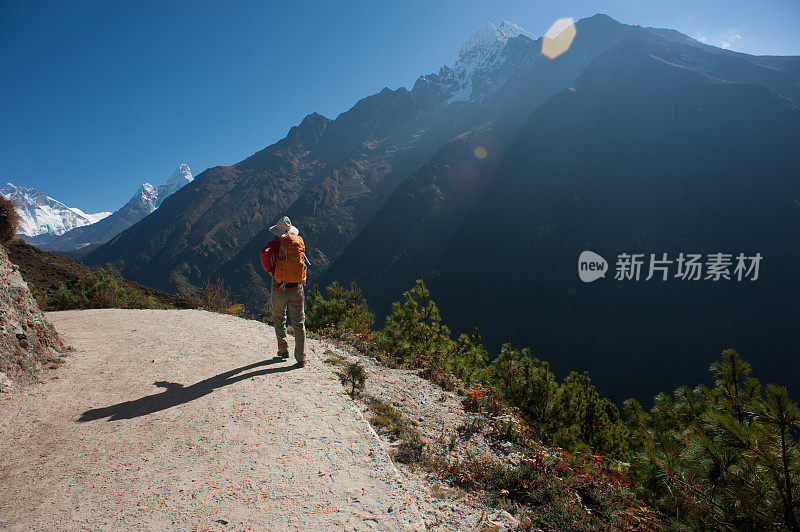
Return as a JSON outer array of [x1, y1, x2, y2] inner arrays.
[[319, 341, 523, 531], [0, 244, 63, 392]]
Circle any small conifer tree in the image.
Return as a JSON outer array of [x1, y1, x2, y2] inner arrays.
[[339, 361, 366, 396], [306, 281, 374, 335], [376, 279, 453, 367], [442, 328, 490, 384]]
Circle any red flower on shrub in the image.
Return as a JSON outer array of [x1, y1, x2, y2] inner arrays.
[[462, 389, 485, 411], [410, 352, 434, 369]]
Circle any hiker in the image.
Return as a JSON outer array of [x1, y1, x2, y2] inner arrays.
[[261, 216, 308, 366]]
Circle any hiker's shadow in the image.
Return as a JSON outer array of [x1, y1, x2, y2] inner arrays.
[[79, 358, 296, 422]]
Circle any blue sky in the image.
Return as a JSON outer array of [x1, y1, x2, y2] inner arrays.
[[2, 0, 798, 213]]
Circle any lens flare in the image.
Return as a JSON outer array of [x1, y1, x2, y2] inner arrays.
[[473, 146, 488, 159], [541, 18, 576, 60]]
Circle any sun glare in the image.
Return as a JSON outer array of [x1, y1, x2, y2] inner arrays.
[[541, 18, 576, 59]]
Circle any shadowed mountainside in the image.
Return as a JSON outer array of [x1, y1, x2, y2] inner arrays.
[[326, 28, 800, 403]]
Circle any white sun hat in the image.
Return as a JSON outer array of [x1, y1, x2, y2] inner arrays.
[[269, 215, 299, 236]]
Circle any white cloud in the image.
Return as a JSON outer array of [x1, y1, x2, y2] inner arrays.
[[719, 32, 743, 50], [693, 34, 709, 44]]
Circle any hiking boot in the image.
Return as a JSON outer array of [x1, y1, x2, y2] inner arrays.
[[277, 352, 289, 360], [295, 360, 306, 368]]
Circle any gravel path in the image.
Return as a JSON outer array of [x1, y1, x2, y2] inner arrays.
[[0, 309, 425, 531]]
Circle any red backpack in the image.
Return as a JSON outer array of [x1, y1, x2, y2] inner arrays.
[[260, 238, 280, 274]]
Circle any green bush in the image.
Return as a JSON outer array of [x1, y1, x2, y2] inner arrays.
[[306, 281, 374, 335], [486, 345, 627, 458], [630, 349, 800, 529], [441, 328, 490, 384], [375, 279, 453, 367], [339, 361, 367, 396], [554, 371, 628, 459], [40, 267, 161, 310], [374, 280, 630, 459], [490, 344, 560, 438]]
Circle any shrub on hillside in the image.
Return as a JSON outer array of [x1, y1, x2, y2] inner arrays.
[[490, 345, 560, 435], [0, 196, 20, 244], [441, 328, 490, 384], [554, 371, 628, 458], [339, 361, 367, 396], [306, 281, 374, 335], [39, 267, 162, 310], [488, 345, 628, 459], [375, 279, 453, 367], [198, 276, 244, 316], [376, 280, 630, 458], [628, 349, 800, 529]]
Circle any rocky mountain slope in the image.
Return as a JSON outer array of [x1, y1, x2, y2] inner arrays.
[[41, 164, 193, 254], [85, 14, 632, 313], [0, 183, 111, 245], [325, 27, 800, 403]]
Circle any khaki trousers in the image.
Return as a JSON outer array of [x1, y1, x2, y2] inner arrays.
[[272, 285, 305, 362]]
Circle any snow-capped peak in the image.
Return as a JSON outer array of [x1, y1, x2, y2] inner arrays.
[[0, 182, 111, 242], [127, 163, 192, 218], [437, 20, 536, 103], [68, 207, 112, 224], [164, 164, 193, 196], [458, 21, 535, 60]]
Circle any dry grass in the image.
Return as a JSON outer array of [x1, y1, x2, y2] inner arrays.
[[430, 483, 465, 500], [323, 348, 348, 366], [198, 276, 244, 316]]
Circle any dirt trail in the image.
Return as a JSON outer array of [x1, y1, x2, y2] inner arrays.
[[0, 309, 425, 531]]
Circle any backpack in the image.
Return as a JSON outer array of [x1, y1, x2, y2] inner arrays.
[[260, 238, 280, 274], [273, 234, 307, 284]]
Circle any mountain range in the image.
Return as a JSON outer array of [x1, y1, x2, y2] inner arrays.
[[40, 164, 193, 254], [81, 14, 800, 403], [0, 183, 111, 244]]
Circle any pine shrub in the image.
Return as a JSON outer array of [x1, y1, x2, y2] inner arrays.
[[375, 279, 453, 367], [339, 361, 366, 396], [441, 328, 490, 384], [306, 281, 374, 335], [630, 349, 800, 529]]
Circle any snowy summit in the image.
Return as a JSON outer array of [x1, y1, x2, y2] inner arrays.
[[127, 163, 194, 218], [0, 183, 111, 244], [413, 21, 538, 104], [39, 164, 194, 253], [162, 163, 193, 197], [457, 21, 535, 60]]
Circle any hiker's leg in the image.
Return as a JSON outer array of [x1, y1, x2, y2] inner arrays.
[[288, 286, 306, 363], [272, 289, 290, 356]]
